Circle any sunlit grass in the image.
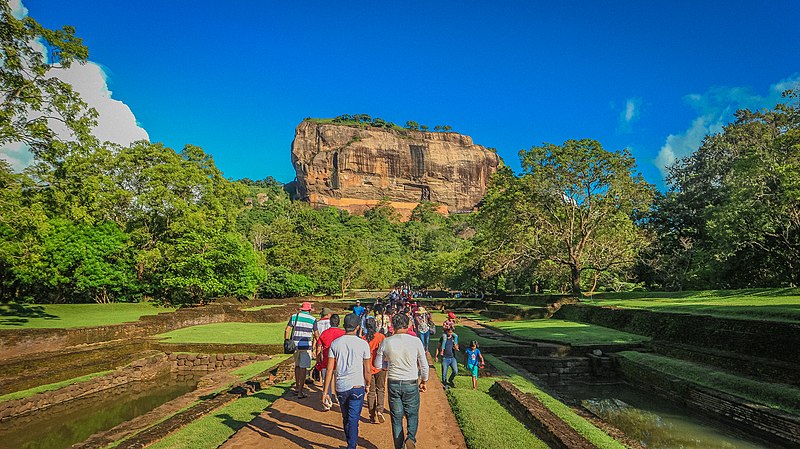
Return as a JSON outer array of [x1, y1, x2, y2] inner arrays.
[[156, 322, 286, 345], [581, 289, 800, 323], [0, 303, 174, 329], [488, 319, 649, 345], [447, 375, 550, 449], [0, 370, 113, 402]]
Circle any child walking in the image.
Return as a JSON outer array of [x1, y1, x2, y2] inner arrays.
[[465, 340, 485, 390]]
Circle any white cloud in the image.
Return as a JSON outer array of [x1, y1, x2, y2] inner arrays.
[[8, 0, 27, 19], [616, 97, 642, 133], [0, 0, 149, 172], [655, 74, 800, 178], [55, 62, 149, 145], [0, 141, 33, 171]]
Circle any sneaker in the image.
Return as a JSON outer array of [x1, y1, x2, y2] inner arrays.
[[404, 438, 416, 449], [377, 412, 386, 423]]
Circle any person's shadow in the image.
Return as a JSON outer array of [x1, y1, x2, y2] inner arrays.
[[215, 386, 380, 449]]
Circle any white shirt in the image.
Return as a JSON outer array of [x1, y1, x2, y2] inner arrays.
[[317, 318, 331, 334], [374, 333, 429, 382], [329, 334, 371, 391]]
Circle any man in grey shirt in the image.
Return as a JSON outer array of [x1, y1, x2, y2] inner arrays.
[[374, 313, 429, 449], [323, 313, 371, 449]]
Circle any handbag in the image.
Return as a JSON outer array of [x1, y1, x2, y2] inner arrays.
[[283, 314, 298, 354]]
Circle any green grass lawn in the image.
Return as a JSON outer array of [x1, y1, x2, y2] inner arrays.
[[582, 289, 800, 323], [0, 370, 112, 402], [0, 303, 175, 329], [618, 351, 800, 415], [229, 355, 291, 381], [487, 319, 649, 345], [447, 376, 550, 449], [144, 382, 292, 449], [156, 322, 286, 345], [429, 312, 518, 347]]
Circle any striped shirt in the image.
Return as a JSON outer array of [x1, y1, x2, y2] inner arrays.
[[287, 312, 317, 350]]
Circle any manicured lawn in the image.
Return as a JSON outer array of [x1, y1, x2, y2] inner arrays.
[[487, 319, 649, 345], [0, 370, 112, 402], [145, 382, 292, 449], [582, 289, 800, 323], [430, 312, 518, 347], [0, 303, 175, 329], [618, 351, 800, 415], [230, 355, 291, 381], [156, 322, 286, 345], [486, 355, 626, 449], [447, 376, 549, 449]]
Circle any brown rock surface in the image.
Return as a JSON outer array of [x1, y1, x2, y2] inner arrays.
[[291, 120, 501, 219]]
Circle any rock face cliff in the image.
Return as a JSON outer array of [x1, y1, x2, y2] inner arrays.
[[290, 120, 501, 219]]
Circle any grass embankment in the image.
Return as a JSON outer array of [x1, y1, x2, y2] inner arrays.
[[618, 351, 800, 415], [487, 319, 649, 346], [486, 355, 626, 449], [107, 355, 290, 449], [582, 289, 800, 323], [429, 312, 623, 448], [0, 370, 113, 403], [156, 322, 286, 345], [0, 303, 174, 329], [448, 376, 549, 449]]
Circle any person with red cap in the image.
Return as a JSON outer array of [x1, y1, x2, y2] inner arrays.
[[443, 311, 456, 333], [285, 301, 318, 398]]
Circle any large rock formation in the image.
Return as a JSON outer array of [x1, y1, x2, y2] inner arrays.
[[290, 120, 501, 219]]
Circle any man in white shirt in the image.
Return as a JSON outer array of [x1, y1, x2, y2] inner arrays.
[[323, 313, 371, 449], [374, 313, 429, 449]]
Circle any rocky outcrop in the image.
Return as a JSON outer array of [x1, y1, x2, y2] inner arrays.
[[290, 120, 501, 219]]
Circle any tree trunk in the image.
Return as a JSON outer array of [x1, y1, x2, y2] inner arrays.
[[570, 265, 582, 297]]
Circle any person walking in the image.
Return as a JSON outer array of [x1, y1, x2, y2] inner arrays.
[[317, 314, 345, 409], [285, 302, 317, 399], [322, 313, 372, 449], [374, 313, 429, 449], [362, 316, 387, 423], [434, 327, 459, 389], [465, 340, 485, 390], [414, 307, 432, 353]]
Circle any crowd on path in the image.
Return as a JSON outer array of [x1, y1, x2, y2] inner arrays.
[[283, 288, 486, 449]]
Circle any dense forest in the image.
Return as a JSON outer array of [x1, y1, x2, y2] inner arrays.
[[1, 5, 799, 304]]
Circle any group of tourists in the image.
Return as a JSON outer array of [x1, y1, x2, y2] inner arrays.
[[284, 297, 485, 449]]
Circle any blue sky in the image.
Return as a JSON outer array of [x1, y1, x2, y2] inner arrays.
[[12, 0, 800, 188]]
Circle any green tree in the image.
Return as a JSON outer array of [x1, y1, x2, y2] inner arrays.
[[475, 140, 654, 295], [405, 120, 420, 130], [0, 3, 97, 159], [653, 91, 800, 288]]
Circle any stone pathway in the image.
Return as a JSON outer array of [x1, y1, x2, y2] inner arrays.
[[220, 363, 466, 449]]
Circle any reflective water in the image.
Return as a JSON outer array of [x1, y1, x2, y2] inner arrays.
[[554, 383, 782, 449], [0, 374, 198, 449]]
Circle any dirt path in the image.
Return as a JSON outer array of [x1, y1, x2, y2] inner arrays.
[[220, 362, 466, 449]]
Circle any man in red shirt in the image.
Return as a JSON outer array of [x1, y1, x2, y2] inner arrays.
[[317, 314, 346, 410]]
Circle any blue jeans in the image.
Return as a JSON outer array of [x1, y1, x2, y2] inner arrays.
[[419, 330, 430, 352], [387, 381, 420, 449], [442, 357, 458, 385], [336, 386, 366, 449]]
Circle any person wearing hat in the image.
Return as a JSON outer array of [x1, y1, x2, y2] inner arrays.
[[443, 311, 456, 333], [414, 307, 433, 353], [313, 307, 335, 384], [285, 301, 318, 398]]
